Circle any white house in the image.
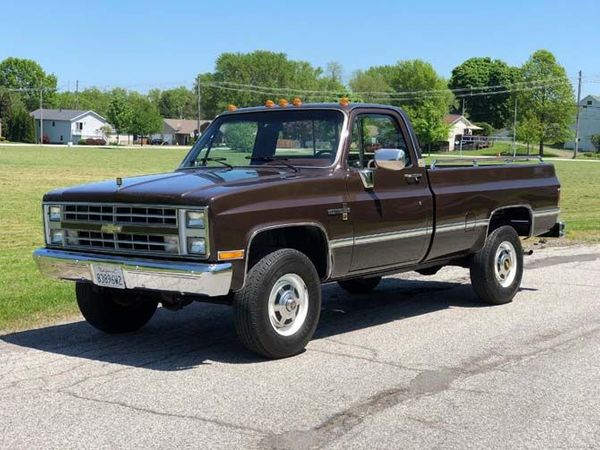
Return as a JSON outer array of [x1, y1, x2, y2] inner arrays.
[[151, 118, 211, 145], [564, 95, 600, 152], [444, 114, 482, 151], [31, 109, 109, 144]]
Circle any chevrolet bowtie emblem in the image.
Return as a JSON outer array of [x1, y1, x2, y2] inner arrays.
[[101, 224, 123, 233]]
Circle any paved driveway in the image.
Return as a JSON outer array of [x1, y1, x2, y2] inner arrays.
[[1, 244, 599, 449]]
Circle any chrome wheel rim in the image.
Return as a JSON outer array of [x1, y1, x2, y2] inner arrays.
[[494, 241, 517, 288], [268, 273, 309, 336]]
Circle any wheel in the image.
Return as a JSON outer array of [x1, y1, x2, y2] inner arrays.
[[338, 276, 382, 294], [75, 283, 158, 333], [233, 249, 321, 359], [470, 225, 523, 305]]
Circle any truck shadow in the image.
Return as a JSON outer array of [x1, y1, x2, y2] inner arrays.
[[0, 278, 522, 370]]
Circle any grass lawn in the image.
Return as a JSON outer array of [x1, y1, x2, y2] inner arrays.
[[1, 144, 599, 331]]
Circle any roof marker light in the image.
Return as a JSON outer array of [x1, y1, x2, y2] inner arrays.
[[278, 98, 289, 107], [227, 104, 237, 112], [339, 97, 350, 107], [265, 100, 275, 107], [292, 97, 302, 106]]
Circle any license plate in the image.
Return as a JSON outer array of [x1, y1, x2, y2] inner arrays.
[[92, 265, 126, 289]]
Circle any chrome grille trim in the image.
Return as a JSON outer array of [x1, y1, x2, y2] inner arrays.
[[44, 202, 209, 259], [63, 204, 178, 227]]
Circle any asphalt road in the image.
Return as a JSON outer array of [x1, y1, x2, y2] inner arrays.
[[1, 243, 599, 449]]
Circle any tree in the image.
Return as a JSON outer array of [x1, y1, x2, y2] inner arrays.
[[0, 57, 57, 110], [449, 57, 518, 128], [106, 89, 132, 136], [0, 87, 35, 142], [516, 116, 540, 155], [516, 50, 575, 156], [158, 87, 196, 119], [197, 51, 348, 117], [350, 60, 454, 150], [128, 94, 163, 144], [54, 88, 111, 117], [591, 134, 600, 152]]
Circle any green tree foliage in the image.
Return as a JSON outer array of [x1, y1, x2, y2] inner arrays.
[[0, 87, 35, 142], [591, 134, 600, 152], [474, 122, 494, 136], [449, 57, 518, 128], [0, 57, 57, 111], [222, 122, 257, 152], [128, 93, 163, 143], [197, 51, 348, 118], [54, 88, 112, 117], [516, 50, 575, 156], [516, 116, 540, 154], [157, 87, 196, 119], [106, 89, 133, 135], [350, 60, 454, 150]]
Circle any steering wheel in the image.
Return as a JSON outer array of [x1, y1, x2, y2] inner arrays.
[[314, 150, 333, 159]]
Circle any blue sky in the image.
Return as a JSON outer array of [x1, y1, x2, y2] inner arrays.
[[1, 0, 599, 96]]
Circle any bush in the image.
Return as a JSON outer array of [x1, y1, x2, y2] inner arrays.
[[78, 138, 107, 145], [78, 139, 86, 145]]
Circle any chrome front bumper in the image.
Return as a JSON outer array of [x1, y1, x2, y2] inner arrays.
[[33, 248, 232, 297]]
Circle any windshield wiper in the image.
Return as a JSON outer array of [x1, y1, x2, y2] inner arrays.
[[245, 156, 299, 173], [198, 157, 233, 169]]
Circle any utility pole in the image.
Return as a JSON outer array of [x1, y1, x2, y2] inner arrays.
[[39, 88, 44, 145], [75, 80, 79, 109], [573, 70, 582, 159], [196, 75, 201, 139], [461, 97, 465, 116], [512, 97, 517, 157]]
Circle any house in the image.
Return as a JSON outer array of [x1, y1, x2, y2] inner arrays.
[[564, 95, 600, 152], [152, 118, 211, 145], [443, 114, 483, 151], [31, 109, 109, 144]]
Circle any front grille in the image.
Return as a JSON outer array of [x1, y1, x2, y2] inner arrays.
[[63, 204, 177, 227], [58, 203, 181, 257], [65, 230, 178, 254]]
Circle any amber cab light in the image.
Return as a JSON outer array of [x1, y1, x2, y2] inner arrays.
[[265, 100, 275, 107], [339, 97, 350, 107], [292, 97, 302, 106], [278, 98, 289, 107], [227, 104, 237, 112]]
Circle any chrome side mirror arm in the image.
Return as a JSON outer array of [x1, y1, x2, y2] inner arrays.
[[358, 168, 375, 190]]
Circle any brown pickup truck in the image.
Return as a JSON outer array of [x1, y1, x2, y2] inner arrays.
[[34, 102, 563, 358]]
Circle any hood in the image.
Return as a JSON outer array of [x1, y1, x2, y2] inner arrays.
[[43, 167, 306, 205]]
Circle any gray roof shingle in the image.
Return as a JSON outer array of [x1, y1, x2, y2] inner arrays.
[[30, 109, 104, 121]]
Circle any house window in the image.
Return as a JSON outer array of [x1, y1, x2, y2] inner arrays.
[[76, 122, 83, 131], [587, 100, 593, 105], [52, 121, 55, 127], [60, 135, 63, 141]]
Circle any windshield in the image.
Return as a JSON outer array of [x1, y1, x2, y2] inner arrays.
[[180, 109, 344, 169]]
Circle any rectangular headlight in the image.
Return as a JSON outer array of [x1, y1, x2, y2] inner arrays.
[[187, 237, 206, 254], [186, 210, 205, 228], [49, 205, 61, 222], [50, 230, 64, 245]]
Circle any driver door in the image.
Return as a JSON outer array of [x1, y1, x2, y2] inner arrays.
[[346, 111, 433, 272]]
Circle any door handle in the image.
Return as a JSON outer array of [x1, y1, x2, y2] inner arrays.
[[404, 173, 422, 183]]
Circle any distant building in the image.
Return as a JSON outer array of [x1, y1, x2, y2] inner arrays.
[[31, 109, 109, 144], [564, 95, 600, 152], [152, 118, 211, 145], [443, 114, 482, 151]]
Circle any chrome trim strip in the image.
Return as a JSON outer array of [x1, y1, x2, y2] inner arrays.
[[532, 208, 560, 217], [33, 248, 231, 297]]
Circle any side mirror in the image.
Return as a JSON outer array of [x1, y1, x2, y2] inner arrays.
[[374, 148, 407, 171]]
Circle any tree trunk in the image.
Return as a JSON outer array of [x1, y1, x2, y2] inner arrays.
[[539, 140, 544, 157]]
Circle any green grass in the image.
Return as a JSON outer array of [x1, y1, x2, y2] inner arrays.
[[428, 142, 563, 158], [1, 145, 599, 331]]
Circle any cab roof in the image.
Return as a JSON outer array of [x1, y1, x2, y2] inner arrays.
[[219, 102, 403, 115]]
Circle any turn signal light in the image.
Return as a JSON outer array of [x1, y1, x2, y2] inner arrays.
[[218, 250, 245, 261], [265, 100, 275, 107]]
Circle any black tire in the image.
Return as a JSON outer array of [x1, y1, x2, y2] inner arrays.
[[338, 276, 382, 294], [233, 249, 322, 359], [76, 283, 158, 333], [470, 225, 523, 305]]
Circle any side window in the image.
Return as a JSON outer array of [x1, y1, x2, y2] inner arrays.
[[348, 114, 410, 168]]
